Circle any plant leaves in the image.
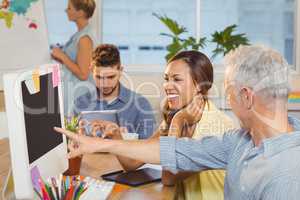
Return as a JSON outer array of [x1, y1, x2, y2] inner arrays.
[[64, 116, 79, 133], [153, 13, 187, 35], [211, 24, 250, 58], [154, 13, 248, 62]]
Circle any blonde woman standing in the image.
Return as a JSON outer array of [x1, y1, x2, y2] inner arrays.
[[51, 0, 96, 115]]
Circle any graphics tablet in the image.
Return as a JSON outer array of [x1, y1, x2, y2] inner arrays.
[[101, 168, 162, 187]]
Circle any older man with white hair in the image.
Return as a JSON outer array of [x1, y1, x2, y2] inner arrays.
[[55, 45, 300, 200]]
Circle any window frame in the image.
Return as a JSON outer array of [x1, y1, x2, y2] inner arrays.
[[294, 0, 300, 74]]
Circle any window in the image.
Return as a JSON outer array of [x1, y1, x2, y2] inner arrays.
[[102, 0, 196, 65], [284, 11, 294, 68], [44, 0, 76, 46], [45, 0, 298, 71], [200, 0, 295, 67]]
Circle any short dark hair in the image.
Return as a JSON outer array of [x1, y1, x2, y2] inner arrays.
[[92, 44, 121, 68]]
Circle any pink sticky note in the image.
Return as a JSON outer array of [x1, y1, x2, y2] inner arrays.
[[52, 65, 60, 87], [30, 166, 42, 193]]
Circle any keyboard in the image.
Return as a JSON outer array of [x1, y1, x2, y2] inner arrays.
[[79, 177, 115, 200]]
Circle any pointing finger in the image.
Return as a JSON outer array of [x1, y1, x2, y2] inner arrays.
[[54, 127, 78, 141]]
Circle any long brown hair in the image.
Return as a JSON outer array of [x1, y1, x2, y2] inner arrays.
[[162, 50, 214, 126]]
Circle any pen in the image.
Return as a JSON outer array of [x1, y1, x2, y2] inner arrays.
[[73, 182, 84, 200], [45, 183, 55, 200], [51, 177, 60, 200], [39, 178, 51, 200], [41, 186, 51, 200], [65, 176, 69, 190], [58, 174, 62, 199], [33, 188, 43, 200], [61, 177, 65, 200]]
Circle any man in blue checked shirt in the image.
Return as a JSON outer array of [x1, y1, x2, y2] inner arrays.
[[57, 45, 300, 200], [72, 44, 156, 139]]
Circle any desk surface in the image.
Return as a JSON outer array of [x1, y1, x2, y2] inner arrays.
[[0, 138, 174, 200]]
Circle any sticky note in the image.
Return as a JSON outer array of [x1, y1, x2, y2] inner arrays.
[[32, 69, 40, 92], [30, 166, 42, 193], [52, 65, 60, 87]]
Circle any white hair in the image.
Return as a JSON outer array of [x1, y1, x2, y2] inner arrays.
[[224, 45, 290, 99]]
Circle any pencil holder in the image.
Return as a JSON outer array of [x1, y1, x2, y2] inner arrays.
[[63, 155, 82, 176]]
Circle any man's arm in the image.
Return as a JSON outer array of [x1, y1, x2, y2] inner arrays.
[[54, 127, 239, 171], [160, 129, 239, 172], [105, 138, 161, 164], [55, 126, 162, 164], [115, 128, 162, 171], [90, 120, 164, 172]]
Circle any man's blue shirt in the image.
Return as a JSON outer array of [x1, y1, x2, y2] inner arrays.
[[160, 117, 300, 200]]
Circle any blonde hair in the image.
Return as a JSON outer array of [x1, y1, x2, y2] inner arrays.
[[70, 0, 96, 19]]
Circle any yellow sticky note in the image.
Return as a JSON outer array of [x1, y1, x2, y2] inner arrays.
[[32, 69, 40, 93]]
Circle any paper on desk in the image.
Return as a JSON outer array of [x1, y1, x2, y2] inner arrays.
[[138, 164, 162, 171]]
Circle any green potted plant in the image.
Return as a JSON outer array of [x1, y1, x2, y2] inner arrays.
[[63, 115, 82, 176], [153, 13, 207, 61], [211, 24, 250, 59], [154, 13, 249, 61]]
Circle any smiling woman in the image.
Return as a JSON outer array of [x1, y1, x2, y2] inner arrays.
[[163, 51, 213, 120], [158, 51, 233, 200]]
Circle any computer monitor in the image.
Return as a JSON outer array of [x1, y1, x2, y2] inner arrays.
[[3, 64, 68, 199]]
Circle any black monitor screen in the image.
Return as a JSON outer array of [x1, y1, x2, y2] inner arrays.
[[21, 73, 63, 164]]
